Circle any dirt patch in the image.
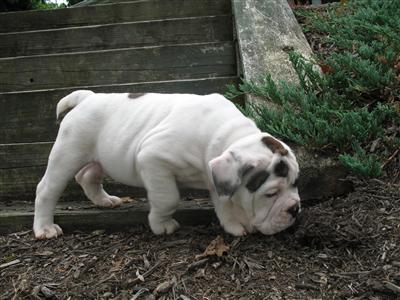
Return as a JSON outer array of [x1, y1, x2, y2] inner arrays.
[[1, 179, 399, 299]]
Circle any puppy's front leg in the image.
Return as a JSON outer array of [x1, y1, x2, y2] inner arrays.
[[138, 156, 180, 235], [211, 193, 248, 236]]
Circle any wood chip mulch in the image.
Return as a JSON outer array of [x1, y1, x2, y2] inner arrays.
[[1, 179, 399, 299]]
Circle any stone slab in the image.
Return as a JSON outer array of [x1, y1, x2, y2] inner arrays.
[[232, 0, 313, 84]]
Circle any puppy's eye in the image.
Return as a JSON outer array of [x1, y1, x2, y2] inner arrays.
[[265, 191, 279, 198]]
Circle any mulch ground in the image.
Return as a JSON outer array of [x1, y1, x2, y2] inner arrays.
[[1, 179, 399, 300]]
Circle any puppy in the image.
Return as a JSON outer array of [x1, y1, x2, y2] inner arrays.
[[33, 91, 300, 239]]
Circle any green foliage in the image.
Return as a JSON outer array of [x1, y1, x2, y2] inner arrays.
[[0, 0, 65, 12], [339, 146, 382, 177], [67, 0, 84, 6], [227, 0, 400, 177]]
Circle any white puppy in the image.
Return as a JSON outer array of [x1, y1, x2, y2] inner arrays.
[[33, 91, 300, 239]]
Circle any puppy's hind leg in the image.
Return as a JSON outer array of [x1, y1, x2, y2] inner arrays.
[[34, 139, 88, 239], [75, 162, 122, 208]]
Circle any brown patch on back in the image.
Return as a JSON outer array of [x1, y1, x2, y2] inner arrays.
[[262, 136, 288, 156], [128, 93, 146, 99]]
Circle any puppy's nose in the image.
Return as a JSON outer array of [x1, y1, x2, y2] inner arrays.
[[287, 203, 300, 218]]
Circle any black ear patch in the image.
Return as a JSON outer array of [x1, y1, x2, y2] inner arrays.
[[246, 170, 270, 192], [274, 160, 289, 177], [262, 136, 288, 156], [240, 164, 255, 177], [213, 179, 237, 197]]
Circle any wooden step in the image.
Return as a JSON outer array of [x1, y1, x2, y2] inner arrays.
[[0, 199, 215, 234], [0, 141, 209, 201], [0, 0, 230, 33], [0, 142, 353, 203], [0, 76, 238, 144], [0, 42, 235, 93], [0, 16, 233, 58]]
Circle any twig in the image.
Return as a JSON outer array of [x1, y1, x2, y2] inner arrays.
[[128, 261, 163, 285], [0, 259, 20, 270], [295, 283, 319, 291], [131, 288, 149, 300], [186, 258, 209, 272], [384, 281, 400, 295], [381, 148, 400, 169], [94, 273, 117, 287], [8, 230, 32, 237], [292, 3, 338, 12]]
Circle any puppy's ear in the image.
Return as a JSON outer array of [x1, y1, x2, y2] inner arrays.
[[208, 151, 254, 201]]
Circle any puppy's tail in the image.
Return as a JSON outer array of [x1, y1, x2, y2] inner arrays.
[[56, 90, 95, 121]]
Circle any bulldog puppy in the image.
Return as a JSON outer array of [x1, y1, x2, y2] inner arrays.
[[33, 91, 300, 239]]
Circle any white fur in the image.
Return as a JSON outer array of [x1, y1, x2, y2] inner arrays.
[[33, 91, 300, 239]]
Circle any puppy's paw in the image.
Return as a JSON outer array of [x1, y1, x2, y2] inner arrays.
[[34, 224, 63, 239], [96, 195, 123, 208], [150, 218, 180, 235], [222, 221, 247, 237]]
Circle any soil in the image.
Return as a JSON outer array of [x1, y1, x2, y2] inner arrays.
[[1, 179, 399, 300]]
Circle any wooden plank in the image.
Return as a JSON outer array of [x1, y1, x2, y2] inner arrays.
[[0, 141, 210, 201], [72, 0, 153, 7], [0, 76, 238, 143], [0, 199, 215, 234], [0, 42, 235, 92], [0, 143, 353, 203], [0, 16, 233, 58], [0, 142, 51, 168], [0, 0, 231, 33], [0, 164, 208, 202]]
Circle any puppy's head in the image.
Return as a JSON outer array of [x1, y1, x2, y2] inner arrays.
[[209, 133, 300, 235]]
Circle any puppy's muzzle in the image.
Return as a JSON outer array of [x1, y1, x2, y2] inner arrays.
[[287, 203, 300, 218]]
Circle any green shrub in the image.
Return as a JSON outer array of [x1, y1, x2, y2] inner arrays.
[[227, 0, 400, 177]]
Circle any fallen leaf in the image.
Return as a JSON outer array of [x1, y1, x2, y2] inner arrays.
[[121, 197, 136, 203], [319, 63, 333, 74], [109, 259, 124, 272], [377, 55, 388, 65], [195, 235, 229, 259]]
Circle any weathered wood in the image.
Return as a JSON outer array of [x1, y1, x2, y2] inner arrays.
[[72, 0, 150, 7], [0, 0, 231, 33], [0, 164, 209, 202], [232, 0, 313, 85], [0, 16, 233, 58], [0, 76, 238, 144], [0, 142, 51, 168], [0, 199, 216, 234], [0, 42, 235, 92], [0, 143, 209, 201], [0, 142, 352, 203]]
